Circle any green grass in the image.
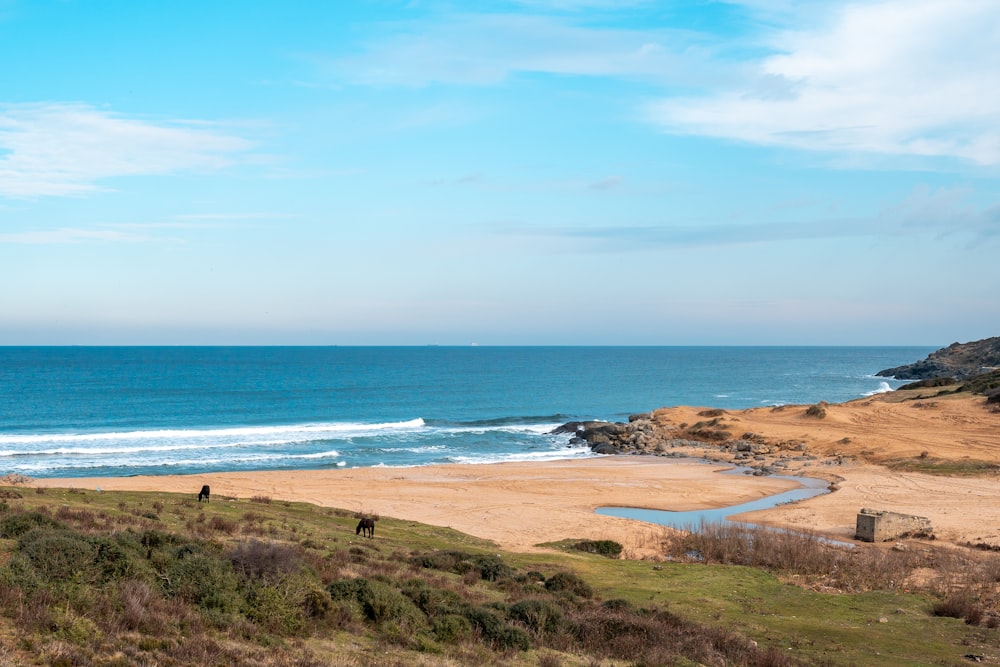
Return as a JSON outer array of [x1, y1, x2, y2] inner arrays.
[[886, 456, 1000, 476], [1, 483, 997, 666]]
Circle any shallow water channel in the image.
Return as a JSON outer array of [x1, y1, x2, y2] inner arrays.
[[595, 466, 832, 531]]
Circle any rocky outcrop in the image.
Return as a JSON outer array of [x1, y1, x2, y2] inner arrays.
[[877, 337, 1000, 381], [552, 409, 831, 476]]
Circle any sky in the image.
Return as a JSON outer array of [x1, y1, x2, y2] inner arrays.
[[1, 0, 998, 346]]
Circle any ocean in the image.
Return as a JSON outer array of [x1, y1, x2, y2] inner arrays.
[[0, 346, 934, 479]]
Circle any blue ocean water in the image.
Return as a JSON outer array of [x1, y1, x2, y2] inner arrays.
[[0, 346, 934, 478]]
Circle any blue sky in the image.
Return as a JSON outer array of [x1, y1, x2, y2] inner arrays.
[[1, 0, 998, 345]]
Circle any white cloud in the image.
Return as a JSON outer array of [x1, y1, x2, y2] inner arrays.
[[649, 0, 1000, 164], [0, 103, 253, 198]]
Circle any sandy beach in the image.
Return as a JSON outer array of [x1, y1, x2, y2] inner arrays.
[[34, 390, 1000, 555]]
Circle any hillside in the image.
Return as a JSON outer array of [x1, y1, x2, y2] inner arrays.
[[1, 482, 998, 666]]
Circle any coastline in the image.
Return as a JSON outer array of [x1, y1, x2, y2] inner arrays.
[[33, 457, 801, 556], [30, 390, 1000, 554]]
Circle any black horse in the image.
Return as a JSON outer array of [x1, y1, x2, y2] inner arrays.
[[356, 518, 375, 538], [198, 485, 210, 503]]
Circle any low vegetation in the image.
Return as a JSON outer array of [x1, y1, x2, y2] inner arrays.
[[0, 484, 997, 666]]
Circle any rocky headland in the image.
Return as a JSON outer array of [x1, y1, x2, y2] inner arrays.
[[876, 336, 1000, 380]]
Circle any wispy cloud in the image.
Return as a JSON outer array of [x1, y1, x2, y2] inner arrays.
[[509, 0, 653, 9], [0, 227, 166, 244], [495, 187, 1000, 251], [648, 0, 1000, 165], [0, 214, 285, 245], [321, 13, 708, 87], [0, 103, 253, 198]]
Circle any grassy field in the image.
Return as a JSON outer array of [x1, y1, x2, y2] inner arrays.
[[0, 481, 997, 666]]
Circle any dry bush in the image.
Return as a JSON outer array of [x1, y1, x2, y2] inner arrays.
[[567, 605, 792, 667], [932, 593, 985, 625], [228, 539, 304, 583], [0, 473, 32, 486], [208, 515, 238, 534], [54, 506, 102, 530], [250, 495, 272, 504], [665, 521, 1000, 623], [804, 403, 827, 418]]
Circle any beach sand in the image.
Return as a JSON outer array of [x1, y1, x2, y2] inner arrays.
[[33, 391, 1000, 555]]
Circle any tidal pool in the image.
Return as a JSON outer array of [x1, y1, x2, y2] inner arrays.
[[595, 467, 832, 531]]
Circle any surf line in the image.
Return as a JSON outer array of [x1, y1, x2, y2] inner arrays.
[[595, 465, 852, 546]]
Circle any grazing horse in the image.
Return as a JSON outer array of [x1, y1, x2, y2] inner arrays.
[[198, 485, 210, 503], [356, 518, 375, 538]]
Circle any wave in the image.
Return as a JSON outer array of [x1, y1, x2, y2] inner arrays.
[[2, 416, 582, 478], [863, 381, 894, 396], [0, 419, 426, 447], [11, 447, 345, 473], [427, 414, 571, 428], [445, 445, 596, 466], [0, 417, 571, 449]]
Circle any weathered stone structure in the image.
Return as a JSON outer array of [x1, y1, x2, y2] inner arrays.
[[855, 508, 932, 542]]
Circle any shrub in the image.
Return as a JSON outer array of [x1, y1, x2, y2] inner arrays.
[[228, 539, 303, 584], [401, 580, 466, 618], [411, 550, 472, 572], [242, 581, 309, 635], [92, 532, 154, 583], [162, 550, 241, 613], [114, 579, 161, 633], [464, 606, 530, 651], [804, 403, 827, 418], [474, 554, 514, 582], [543, 571, 593, 598], [139, 529, 178, 551], [508, 598, 563, 634], [0, 552, 45, 593], [303, 586, 332, 619], [0, 474, 32, 486], [933, 593, 986, 625], [431, 613, 472, 643], [572, 539, 623, 558], [18, 528, 96, 581], [600, 598, 634, 613], [411, 550, 514, 582], [207, 515, 237, 534], [327, 577, 371, 602], [0, 511, 62, 538], [358, 580, 425, 630]]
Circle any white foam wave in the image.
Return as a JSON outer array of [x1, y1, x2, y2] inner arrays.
[[0, 419, 426, 447], [12, 447, 344, 473], [446, 445, 595, 466], [863, 381, 894, 396], [0, 439, 290, 458], [428, 423, 561, 437], [297, 450, 341, 460]]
